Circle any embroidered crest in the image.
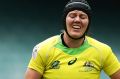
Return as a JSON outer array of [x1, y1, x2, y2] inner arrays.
[[49, 60, 60, 69], [79, 61, 100, 72]]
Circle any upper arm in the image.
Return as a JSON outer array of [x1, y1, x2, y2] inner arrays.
[[25, 68, 43, 79], [110, 69, 120, 79]]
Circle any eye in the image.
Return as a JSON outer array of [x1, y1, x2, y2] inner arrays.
[[69, 13, 76, 18], [80, 14, 88, 19]]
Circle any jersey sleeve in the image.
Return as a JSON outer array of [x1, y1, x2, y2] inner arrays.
[[28, 44, 45, 74], [103, 47, 120, 76]]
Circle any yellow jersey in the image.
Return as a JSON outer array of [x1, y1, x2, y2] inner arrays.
[[28, 35, 120, 79]]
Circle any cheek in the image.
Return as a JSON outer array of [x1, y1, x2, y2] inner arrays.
[[83, 20, 89, 28], [66, 18, 73, 26]]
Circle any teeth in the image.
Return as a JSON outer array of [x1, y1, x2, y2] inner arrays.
[[73, 25, 80, 29]]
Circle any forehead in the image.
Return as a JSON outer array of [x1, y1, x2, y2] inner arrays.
[[68, 10, 87, 15]]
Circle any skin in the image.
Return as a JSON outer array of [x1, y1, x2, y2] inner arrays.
[[110, 69, 120, 79], [25, 68, 42, 79], [64, 10, 89, 48], [25, 10, 120, 79]]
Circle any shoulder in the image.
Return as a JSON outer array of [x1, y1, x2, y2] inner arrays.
[[86, 36, 111, 50], [86, 36, 113, 58], [38, 35, 59, 46], [86, 36, 113, 65], [33, 35, 60, 53]]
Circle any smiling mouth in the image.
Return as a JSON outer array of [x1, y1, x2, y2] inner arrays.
[[73, 25, 81, 29]]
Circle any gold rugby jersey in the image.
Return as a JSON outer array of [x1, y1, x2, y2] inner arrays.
[[28, 35, 120, 79]]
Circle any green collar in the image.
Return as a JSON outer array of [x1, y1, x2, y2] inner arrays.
[[54, 36, 91, 55]]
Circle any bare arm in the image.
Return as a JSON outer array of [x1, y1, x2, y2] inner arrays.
[[25, 68, 43, 79], [110, 69, 120, 79]]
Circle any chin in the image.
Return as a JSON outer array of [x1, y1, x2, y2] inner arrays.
[[73, 36, 82, 39], [65, 30, 86, 40], [71, 34, 83, 38], [71, 33, 83, 37]]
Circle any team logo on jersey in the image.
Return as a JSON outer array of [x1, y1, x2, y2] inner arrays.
[[83, 61, 94, 67], [81, 61, 100, 72], [49, 60, 60, 69], [79, 61, 99, 72], [83, 61, 95, 72], [68, 58, 77, 65]]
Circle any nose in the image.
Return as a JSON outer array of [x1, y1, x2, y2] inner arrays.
[[74, 16, 81, 22]]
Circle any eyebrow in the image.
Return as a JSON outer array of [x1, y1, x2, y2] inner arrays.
[[68, 12, 87, 15]]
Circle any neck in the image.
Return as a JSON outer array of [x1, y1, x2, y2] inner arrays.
[[63, 32, 85, 48]]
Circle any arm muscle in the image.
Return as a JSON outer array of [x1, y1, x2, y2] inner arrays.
[[25, 68, 42, 79]]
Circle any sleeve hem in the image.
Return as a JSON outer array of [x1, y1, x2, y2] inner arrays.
[[28, 66, 44, 75]]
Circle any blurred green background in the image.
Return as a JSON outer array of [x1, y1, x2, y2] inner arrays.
[[0, 0, 120, 79]]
